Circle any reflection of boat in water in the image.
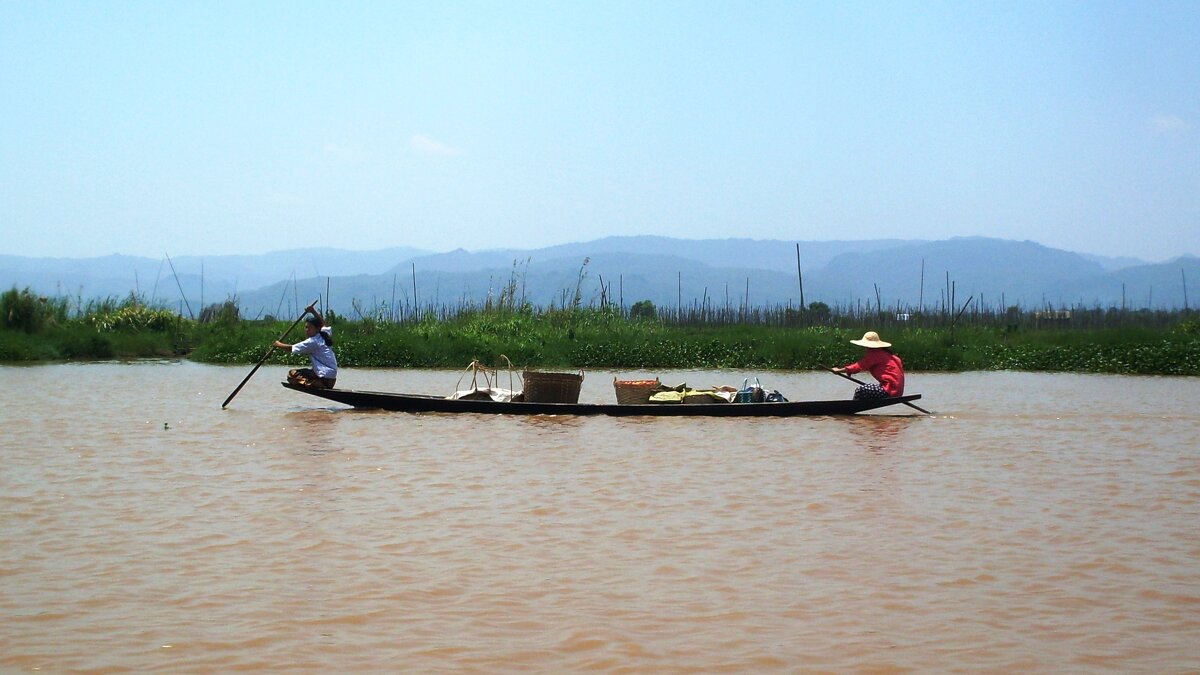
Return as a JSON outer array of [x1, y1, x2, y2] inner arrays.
[[841, 415, 921, 453], [282, 383, 924, 417]]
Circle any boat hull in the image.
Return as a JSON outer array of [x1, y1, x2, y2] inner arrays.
[[282, 383, 923, 416]]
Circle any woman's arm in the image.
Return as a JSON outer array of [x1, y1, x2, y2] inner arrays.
[[275, 304, 322, 350], [833, 361, 863, 374], [306, 303, 324, 327]]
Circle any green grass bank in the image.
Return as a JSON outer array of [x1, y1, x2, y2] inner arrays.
[[3, 288, 1197, 375]]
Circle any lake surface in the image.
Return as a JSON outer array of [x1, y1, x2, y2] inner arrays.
[[2, 362, 1198, 673]]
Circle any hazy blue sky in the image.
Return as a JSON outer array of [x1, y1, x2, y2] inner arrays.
[[2, 1, 1197, 261]]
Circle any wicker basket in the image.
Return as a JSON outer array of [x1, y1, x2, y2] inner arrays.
[[522, 370, 584, 403], [613, 378, 661, 405]]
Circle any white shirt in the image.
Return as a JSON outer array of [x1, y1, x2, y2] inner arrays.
[[291, 327, 338, 379]]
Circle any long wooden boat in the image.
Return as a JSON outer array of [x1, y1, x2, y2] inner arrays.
[[282, 382, 924, 417]]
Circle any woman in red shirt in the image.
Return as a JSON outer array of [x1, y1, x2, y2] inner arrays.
[[832, 331, 904, 400]]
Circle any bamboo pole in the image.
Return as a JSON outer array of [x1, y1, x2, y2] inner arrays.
[[795, 243, 805, 310], [165, 253, 194, 319]]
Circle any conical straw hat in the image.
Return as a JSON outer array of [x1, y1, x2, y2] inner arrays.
[[849, 331, 891, 348]]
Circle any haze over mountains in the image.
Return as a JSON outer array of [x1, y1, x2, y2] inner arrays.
[[2, 237, 1196, 317]]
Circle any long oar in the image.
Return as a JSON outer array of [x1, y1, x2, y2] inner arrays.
[[821, 365, 933, 415], [221, 299, 319, 409]]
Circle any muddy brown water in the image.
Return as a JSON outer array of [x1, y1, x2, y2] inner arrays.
[[2, 363, 1198, 672]]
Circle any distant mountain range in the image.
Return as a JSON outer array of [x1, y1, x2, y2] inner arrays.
[[2, 237, 1196, 317]]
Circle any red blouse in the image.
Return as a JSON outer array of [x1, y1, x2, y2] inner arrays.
[[843, 349, 905, 397]]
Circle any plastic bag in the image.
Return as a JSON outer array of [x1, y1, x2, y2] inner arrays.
[[737, 377, 764, 403]]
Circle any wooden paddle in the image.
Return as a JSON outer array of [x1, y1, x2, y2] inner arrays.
[[221, 299, 320, 409], [821, 365, 933, 415]]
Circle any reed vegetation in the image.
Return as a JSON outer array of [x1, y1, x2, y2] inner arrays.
[[0, 288, 191, 361], [2, 286, 1197, 375]]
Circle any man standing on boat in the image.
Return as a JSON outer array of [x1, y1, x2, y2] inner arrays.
[[275, 303, 338, 389], [832, 331, 904, 400]]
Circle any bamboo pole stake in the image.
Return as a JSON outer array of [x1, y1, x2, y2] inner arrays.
[[165, 253, 194, 319], [795, 243, 805, 310]]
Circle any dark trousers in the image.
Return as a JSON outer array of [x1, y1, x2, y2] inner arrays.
[[853, 383, 890, 400], [289, 368, 337, 389]]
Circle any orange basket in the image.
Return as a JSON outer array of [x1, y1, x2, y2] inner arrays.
[[613, 377, 662, 404]]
